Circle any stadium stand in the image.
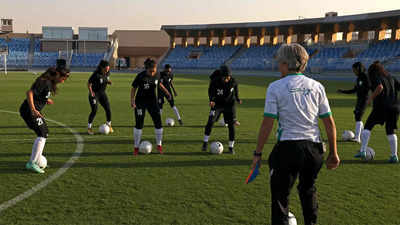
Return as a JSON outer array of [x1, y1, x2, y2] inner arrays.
[[162, 45, 240, 69], [162, 40, 400, 72], [0, 38, 29, 68], [0, 37, 108, 69]]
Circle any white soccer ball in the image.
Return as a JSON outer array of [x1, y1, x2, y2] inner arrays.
[[365, 147, 375, 161], [37, 155, 47, 169], [288, 212, 297, 225], [139, 141, 152, 154], [342, 130, 355, 141], [166, 118, 175, 127], [210, 141, 224, 154], [99, 124, 110, 135]]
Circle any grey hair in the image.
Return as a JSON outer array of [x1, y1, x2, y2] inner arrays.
[[276, 43, 309, 72]]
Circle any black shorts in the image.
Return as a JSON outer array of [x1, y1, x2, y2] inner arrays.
[[158, 94, 174, 108], [19, 104, 49, 138], [135, 99, 162, 129], [209, 104, 235, 124], [365, 107, 399, 133]]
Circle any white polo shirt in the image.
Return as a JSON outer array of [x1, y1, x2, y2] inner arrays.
[[264, 73, 332, 142]]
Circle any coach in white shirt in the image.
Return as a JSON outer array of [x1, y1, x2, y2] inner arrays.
[[251, 43, 340, 225]]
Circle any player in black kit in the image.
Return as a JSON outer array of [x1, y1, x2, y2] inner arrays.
[[131, 58, 172, 155], [358, 61, 400, 163], [202, 66, 242, 154], [209, 65, 240, 126], [87, 60, 113, 135], [19, 59, 70, 173], [337, 62, 369, 142], [158, 64, 183, 125]]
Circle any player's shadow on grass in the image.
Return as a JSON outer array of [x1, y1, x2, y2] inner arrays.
[[164, 152, 206, 156], [0, 159, 266, 173], [72, 159, 267, 168], [340, 159, 391, 164], [182, 125, 227, 128], [0, 132, 38, 135], [0, 151, 134, 158]]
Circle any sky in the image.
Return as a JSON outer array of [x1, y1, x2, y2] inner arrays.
[[1, 0, 399, 34]]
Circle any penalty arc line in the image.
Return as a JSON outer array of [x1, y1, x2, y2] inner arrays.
[[0, 109, 84, 213]]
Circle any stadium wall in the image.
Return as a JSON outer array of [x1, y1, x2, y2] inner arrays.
[[112, 30, 169, 69]]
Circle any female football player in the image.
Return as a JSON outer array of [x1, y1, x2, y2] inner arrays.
[[202, 65, 242, 154], [20, 62, 70, 173], [357, 62, 400, 163], [131, 58, 172, 155], [158, 64, 183, 125], [337, 62, 369, 142], [87, 60, 113, 135]]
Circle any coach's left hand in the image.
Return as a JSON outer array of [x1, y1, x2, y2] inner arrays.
[[251, 155, 261, 169]]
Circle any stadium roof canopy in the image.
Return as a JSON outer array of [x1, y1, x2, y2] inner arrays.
[[161, 9, 400, 37]]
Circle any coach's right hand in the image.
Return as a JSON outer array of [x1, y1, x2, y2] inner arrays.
[[326, 152, 340, 170], [209, 101, 215, 108]]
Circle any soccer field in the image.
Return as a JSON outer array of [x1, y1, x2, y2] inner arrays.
[[0, 72, 399, 225]]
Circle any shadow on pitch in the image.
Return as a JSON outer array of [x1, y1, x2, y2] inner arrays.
[[0, 159, 265, 173], [340, 159, 391, 165], [70, 159, 265, 168], [0, 151, 133, 158], [0, 132, 38, 136], [164, 151, 206, 156], [0, 125, 27, 129]]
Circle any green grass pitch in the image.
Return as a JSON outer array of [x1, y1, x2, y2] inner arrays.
[[0, 71, 399, 225]]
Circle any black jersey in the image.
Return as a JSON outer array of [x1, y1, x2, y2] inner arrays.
[[209, 77, 240, 106], [209, 69, 221, 80], [341, 72, 369, 98], [370, 74, 400, 109], [159, 71, 173, 92], [380, 75, 400, 111], [132, 71, 160, 101], [21, 78, 52, 112], [89, 71, 110, 93]]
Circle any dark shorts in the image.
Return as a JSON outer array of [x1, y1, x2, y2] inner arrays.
[[135, 99, 162, 129], [158, 94, 174, 108], [209, 105, 235, 124], [364, 107, 399, 134], [19, 104, 49, 138]]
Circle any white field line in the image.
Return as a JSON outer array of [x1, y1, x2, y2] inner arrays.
[[0, 109, 84, 213]]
